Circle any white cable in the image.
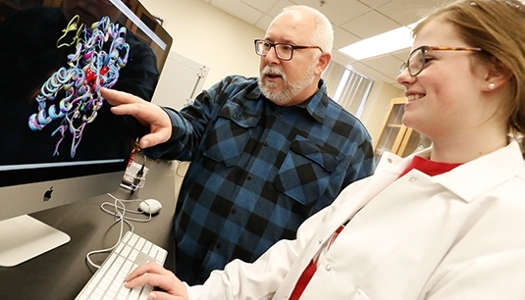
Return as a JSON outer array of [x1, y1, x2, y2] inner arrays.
[[85, 193, 152, 269], [100, 199, 152, 223]]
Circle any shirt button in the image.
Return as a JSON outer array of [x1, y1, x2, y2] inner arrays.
[[409, 177, 417, 182], [263, 140, 269, 146], [325, 264, 332, 271], [247, 174, 253, 180], [233, 113, 239, 119], [387, 158, 393, 163], [231, 207, 237, 214]]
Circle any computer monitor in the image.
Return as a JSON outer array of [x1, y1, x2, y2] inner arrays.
[[0, 0, 172, 267]]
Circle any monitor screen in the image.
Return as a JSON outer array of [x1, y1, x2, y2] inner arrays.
[[0, 0, 173, 266]]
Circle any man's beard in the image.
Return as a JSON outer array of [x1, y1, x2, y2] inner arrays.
[[258, 63, 316, 105]]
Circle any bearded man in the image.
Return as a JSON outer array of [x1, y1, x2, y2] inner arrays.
[[101, 5, 374, 285]]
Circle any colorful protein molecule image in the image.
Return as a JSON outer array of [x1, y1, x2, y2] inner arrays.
[[28, 15, 129, 158]]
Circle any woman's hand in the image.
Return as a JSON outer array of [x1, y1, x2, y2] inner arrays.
[[125, 262, 189, 300]]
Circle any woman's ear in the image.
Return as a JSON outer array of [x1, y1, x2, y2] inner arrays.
[[482, 56, 512, 91]]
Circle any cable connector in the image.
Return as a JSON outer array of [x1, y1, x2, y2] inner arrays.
[[133, 163, 145, 184], [130, 154, 146, 194]]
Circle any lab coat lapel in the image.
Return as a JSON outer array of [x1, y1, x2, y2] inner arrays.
[[274, 152, 410, 298], [310, 151, 410, 262]]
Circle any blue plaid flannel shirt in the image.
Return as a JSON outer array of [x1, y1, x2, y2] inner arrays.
[[146, 75, 375, 284]]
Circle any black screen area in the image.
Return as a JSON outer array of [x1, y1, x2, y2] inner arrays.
[[0, 0, 172, 187]]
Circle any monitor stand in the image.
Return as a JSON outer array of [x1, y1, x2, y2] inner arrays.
[[0, 215, 71, 267]]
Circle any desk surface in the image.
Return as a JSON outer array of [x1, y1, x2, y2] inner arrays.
[[0, 159, 177, 300]]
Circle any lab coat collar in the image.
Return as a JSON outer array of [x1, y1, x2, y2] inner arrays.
[[382, 140, 525, 203]]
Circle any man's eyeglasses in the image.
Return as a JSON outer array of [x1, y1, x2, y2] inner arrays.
[[254, 39, 323, 61], [400, 45, 484, 76]]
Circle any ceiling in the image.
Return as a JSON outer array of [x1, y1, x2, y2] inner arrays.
[[201, 0, 444, 86]]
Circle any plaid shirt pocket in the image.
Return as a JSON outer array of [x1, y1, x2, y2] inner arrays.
[[202, 102, 259, 166], [275, 135, 339, 206]]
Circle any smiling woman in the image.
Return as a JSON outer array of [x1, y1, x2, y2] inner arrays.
[[397, 11, 513, 160]]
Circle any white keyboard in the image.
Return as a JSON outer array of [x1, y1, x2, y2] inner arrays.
[[75, 231, 168, 300]]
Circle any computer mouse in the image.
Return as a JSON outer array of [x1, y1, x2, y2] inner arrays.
[[139, 198, 163, 215]]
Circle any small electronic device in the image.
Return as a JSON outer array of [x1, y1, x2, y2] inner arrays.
[[74, 231, 168, 300], [138, 199, 163, 215], [121, 159, 150, 194], [0, 0, 173, 267]]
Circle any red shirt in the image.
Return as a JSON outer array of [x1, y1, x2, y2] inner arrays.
[[399, 155, 462, 177]]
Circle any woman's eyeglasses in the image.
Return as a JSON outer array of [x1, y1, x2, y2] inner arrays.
[[400, 45, 483, 76]]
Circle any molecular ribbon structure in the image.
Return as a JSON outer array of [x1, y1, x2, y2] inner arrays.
[[28, 16, 130, 158]]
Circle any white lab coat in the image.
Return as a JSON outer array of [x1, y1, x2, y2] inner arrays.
[[187, 140, 525, 300]]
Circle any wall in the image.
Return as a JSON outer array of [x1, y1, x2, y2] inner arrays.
[[139, 0, 262, 89], [139, 0, 403, 143]]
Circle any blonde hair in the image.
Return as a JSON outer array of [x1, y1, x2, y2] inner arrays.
[[414, 0, 525, 153]]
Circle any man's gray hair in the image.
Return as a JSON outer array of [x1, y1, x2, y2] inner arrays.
[[279, 5, 334, 54]]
